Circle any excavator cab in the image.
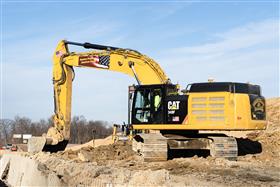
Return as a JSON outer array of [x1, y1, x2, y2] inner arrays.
[[130, 84, 188, 125]]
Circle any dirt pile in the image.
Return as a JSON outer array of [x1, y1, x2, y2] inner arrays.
[[58, 142, 135, 165], [245, 130, 280, 164], [66, 135, 113, 151], [266, 97, 280, 131], [245, 97, 280, 163], [30, 151, 172, 186]]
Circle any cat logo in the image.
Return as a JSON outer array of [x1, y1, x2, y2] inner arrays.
[[168, 101, 180, 110], [252, 98, 265, 112]]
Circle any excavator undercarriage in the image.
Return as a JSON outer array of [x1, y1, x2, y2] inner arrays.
[[132, 132, 238, 161]]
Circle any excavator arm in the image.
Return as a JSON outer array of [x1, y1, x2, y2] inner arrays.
[[28, 40, 170, 153]]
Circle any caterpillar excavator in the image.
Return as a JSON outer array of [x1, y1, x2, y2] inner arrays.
[[28, 40, 267, 161]]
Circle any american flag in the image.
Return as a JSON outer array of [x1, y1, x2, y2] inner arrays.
[[79, 55, 110, 69], [55, 50, 64, 57], [99, 56, 110, 67], [172, 116, 180, 122]]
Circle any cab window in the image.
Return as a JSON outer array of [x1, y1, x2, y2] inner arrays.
[[134, 89, 151, 123]]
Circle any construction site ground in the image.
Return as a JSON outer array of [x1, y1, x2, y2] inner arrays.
[[1, 98, 279, 186]]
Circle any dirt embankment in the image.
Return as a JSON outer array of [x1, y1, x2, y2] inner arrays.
[[266, 97, 280, 129], [66, 135, 114, 152], [245, 97, 280, 163]]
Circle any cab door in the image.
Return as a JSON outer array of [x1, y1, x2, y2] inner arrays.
[[132, 86, 165, 124], [132, 88, 152, 123]]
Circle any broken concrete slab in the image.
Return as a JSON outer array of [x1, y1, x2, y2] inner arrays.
[[0, 154, 65, 186], [27, 137, 46, 153]]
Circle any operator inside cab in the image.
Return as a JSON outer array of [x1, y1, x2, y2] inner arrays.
[[154, 90, 162, 111]]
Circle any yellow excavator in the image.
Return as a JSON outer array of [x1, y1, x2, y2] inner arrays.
[[28, 40, 267, 161]]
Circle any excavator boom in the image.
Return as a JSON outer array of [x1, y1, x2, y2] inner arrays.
[[28, 40, 170, 153]]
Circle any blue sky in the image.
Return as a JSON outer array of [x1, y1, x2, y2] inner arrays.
[[1, 1, 279, 123]]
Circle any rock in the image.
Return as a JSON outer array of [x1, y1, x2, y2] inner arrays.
[[78, 150, 92, 162]]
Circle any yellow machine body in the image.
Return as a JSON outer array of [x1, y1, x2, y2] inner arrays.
[[28, 40, 266, 153], [133, 92, 266, 130]]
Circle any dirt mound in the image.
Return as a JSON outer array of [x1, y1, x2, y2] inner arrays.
[[257, 131, 280, 159], [58, 142, 135, 165], [244, 130, 280, 164], [244, 97, 280, 164], [66, 136, 113, 151], [266, 97, 280, 131]]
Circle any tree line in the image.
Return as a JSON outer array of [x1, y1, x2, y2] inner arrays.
[[0, 116, 113, 146]]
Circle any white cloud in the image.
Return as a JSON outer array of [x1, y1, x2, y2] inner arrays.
[[141, 4, 188, 22], [3, 19, 124, 67], [159, 19, 279, 97], [169, 19, 278, 55]]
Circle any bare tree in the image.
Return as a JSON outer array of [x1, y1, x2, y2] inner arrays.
[[13, 116, 32, 134], [69, 116, 113, 144], [0, 115, 113, 145], [0, 119, 14, 145]]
